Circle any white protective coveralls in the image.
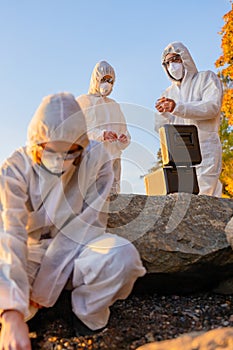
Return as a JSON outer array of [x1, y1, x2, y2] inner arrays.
[[0, 93, 145, 330], [76, 61, 130, 194], [155, 41, 223, 197]]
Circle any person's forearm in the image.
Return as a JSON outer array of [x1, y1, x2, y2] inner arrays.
[[0, 309, 31, 350], [173, 100, 220, 120]]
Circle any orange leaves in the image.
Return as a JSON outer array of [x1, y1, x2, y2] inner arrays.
[[216, 4, 233, 198], [220, 157, 233, 197], [215, 55, 225, 68], [221, 66, 233, 79], [215, 4, 233, 71], [221, 89, 233, 125]]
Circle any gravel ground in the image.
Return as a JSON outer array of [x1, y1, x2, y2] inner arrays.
[[26, 290, 233, 350]]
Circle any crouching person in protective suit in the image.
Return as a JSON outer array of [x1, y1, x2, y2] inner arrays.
[[0, 92, 146, 350]]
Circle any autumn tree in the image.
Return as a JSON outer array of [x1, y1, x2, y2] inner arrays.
[[215, 3, 233, 197]]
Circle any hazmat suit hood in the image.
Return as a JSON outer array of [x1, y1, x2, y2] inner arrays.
[[27, 93, 89, 155], [161, 41, 198, 83], [88, 61, 115, 96]]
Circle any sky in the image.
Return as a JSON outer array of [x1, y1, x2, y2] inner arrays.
[[0, 0, 231, 194]]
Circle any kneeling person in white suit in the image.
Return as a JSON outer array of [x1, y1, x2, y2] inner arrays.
[[0, 93, 146, 350]]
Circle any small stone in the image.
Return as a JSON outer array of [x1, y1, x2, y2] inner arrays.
[[145, 332, 155, 342], [29, 332, 37, 339], [49, 336, 58, 342]]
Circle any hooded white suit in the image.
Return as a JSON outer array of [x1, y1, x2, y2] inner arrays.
[[0, 93, 145, 330], [155, 42, 223, 197], [76, 61, 130, 194]]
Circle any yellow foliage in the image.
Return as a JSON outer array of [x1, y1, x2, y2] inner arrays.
[[221, 89, 233, 125], [215, 4, 233, 71], [216, 3, 233, 198], [220, 157, 233, 197]]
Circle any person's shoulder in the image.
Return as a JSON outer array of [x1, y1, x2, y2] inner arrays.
[[76, 94, 87, 100], [76, 95, 93, 112], [196, 70, 222, 87], [197, 70, 218, 79], [105, 97, 123, 112], [106, 96, 117, 103], [76, 94, 89, 104], [76, 94, 100, 109], [0, 147, 31, 177]]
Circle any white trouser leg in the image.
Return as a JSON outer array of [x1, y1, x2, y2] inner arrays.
[[71, 233, 146, 330], [111, 158, 121, 194]]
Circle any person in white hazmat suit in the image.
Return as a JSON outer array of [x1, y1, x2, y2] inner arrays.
[[155, 41, 223, 197], [76, 60, 130, 194], [0, 93, 146, 350]]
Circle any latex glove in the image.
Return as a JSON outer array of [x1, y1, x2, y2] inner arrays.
[[155, 97, 176, 113], [103, 131, 118, 142], [118, 133, 128, 143]]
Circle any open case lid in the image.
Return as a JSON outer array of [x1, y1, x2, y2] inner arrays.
[[159, 124, 202, 167]]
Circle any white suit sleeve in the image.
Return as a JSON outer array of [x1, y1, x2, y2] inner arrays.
[[0, 154, 30, 317], [172, 71, 223, 121], [30, 145, 114, 307], [86, 117, 105, 142], [154, 111, 172, 132], [114, 103, 131, 151], [77, 95, 105, 141]]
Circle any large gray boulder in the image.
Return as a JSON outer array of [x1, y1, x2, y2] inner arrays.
[[107, 193, 233, 294]]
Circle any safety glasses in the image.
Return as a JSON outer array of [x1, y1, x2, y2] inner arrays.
[[38, 145, 83, 161], [163, 55, 182, 67], [100, 76, 114, 84]]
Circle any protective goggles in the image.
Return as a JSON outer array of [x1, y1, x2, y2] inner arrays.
[[100, 77, 114, 84], [38, 145, 83, 161], [163, 54, 182, 67]]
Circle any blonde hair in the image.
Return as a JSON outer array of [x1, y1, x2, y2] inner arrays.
[[29, 145, 42, 165]]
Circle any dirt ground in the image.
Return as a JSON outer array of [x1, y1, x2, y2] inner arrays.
[[26, 289, 233, 350]]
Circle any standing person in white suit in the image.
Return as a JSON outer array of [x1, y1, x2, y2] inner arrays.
[[0, 93, 146, 350], [77, 60, 130, 194], [155, 41, 223, 197]]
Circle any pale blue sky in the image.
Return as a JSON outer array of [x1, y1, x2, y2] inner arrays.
[[0, 0, 230, 193]]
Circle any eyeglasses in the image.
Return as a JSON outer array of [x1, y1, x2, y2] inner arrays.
[[38, 145, 83, 161], [163, 55, 182, 67], [100, 77, 114, 84]]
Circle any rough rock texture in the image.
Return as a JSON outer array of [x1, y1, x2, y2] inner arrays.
[[7, 194, 233, 349], [108, 193, 233, 294], [136, 327, 233, 350]]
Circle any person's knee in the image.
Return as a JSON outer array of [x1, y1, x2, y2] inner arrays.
[[111, 240, 143, 274]]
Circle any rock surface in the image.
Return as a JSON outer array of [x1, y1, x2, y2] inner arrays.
[[136, 327, 233, 350], [108, 193, 233, 294], [11, 194, 233, 349]]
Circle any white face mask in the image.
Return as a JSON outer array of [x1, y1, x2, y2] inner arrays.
[[41, 149, 82, 175], [168, 62, 184, 80], [99, 82, 112, 96], [42, 156, 74, 175]]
